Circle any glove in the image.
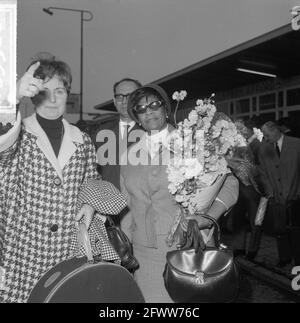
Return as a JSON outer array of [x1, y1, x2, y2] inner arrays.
[[185, 220, 206, 253], [176, 227, 188, 250]]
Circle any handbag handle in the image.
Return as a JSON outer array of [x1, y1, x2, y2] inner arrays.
[[106, 216, 132, 246], [199, 214, 221, 248], [106, 215, 115, 227], [77, 222, 93, 263]]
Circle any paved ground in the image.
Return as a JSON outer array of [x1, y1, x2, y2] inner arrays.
[[221, 231, 300, 302], [236, 271, 297, 303]]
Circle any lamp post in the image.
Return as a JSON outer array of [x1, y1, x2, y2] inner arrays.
[[43, 7, 93, 122]]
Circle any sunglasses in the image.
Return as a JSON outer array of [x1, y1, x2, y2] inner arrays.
[[133, 100, 164, 114]]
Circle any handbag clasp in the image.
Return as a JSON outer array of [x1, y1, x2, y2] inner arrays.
[[195, 271, 205, 285]]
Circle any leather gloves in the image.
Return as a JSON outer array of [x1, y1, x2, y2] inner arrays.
[[177, 220, 206, 253]]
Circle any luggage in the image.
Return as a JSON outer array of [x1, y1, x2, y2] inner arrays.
[[163, 215, 239, 303], [27, 223, 145, 303]]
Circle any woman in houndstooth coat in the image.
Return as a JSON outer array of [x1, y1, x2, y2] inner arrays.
[[0, 60, 125, 303]]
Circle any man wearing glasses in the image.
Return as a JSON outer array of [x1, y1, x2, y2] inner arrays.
[[94, 78, 142, 224]]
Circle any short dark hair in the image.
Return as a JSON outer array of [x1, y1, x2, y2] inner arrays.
[[262, 121, 282, 133], [113, 78, 142, 94], [28, 59, 72, 106]]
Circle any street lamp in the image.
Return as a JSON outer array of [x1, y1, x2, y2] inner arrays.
[[43, 7, 93, 121]]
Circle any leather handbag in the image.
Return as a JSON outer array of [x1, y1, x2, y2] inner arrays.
[[105, 216, 139, 272], [163, 215, 239, 303]]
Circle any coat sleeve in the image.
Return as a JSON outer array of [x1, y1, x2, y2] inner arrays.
[[257, 152, 273, 198], [0, 112, 21, 166], [77, 133, 127, 215], [82, 133, 100, 183], [208, 174, 239, 218], [120, 170, 134, 242]]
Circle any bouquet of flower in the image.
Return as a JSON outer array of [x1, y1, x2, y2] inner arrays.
[[166, 92, 247, 246]]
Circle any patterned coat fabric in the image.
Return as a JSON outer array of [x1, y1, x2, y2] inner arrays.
[[0, 113, 122, 303]]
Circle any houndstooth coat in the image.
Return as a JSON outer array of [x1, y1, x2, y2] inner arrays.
[[0, 113, 124, 303]]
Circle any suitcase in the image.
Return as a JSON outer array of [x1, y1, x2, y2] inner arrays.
[[27, 224, 145, 303]]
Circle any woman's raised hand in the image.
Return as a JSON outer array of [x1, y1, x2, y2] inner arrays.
[[16, 61, 44, 103]]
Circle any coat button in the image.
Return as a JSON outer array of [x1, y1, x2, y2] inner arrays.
[[54, 177, 62, 186], [50, 224, 58, 232]]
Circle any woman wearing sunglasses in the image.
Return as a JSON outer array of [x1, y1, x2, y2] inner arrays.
[[120, 84, 239, 302]]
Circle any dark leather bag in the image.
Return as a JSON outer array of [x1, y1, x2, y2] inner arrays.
[[163, 215, 239, 303], [105, 216, 139, 272]]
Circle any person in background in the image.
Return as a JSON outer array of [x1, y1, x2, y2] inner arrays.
[[120, 84, 239, 302], [93, 78, 142, 225], [277, 117, 298, 138], [0, 59, 123, 302], [260, 121, 300, 267], [228, 120, 263, 260]]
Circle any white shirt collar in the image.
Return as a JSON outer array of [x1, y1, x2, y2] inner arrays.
[[119, 119, 136, 138], [276, 134, 284, 152], [145, 126, 169, 158]]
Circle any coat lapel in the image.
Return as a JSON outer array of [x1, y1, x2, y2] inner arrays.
[[58, 119, 83, 171], [280, 136, 291, 164], [24, 114, 62, 179], [23, 114, 83, 181]]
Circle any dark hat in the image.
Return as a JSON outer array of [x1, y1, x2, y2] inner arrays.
[[127, 84, 171, 123]]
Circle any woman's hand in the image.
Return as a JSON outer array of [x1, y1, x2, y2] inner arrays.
[[185, 214, 213, 230], [75, 204, 96, 230], [185, 220, 206, 252], [16, 61, 44, 103]]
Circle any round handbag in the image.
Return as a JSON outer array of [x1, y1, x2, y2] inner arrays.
[[28, 223, 144, 303], [163, 215, 239, 303]]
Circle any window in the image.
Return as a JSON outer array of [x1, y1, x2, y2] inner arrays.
[[236, 98, 250, 114], [259, 93, 276, 111], [252, 97, 257, 111], [216, 102, 229, 115], [278, 91, 283, 107], [230, 102, 234, 115], [286, 88, 300, 107], [259, 112, 276, 123]]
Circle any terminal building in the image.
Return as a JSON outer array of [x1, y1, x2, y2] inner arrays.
[[94, 24, 300, 133]]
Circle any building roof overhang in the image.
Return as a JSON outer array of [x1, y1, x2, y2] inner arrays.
[[95, 23, 300, 114]]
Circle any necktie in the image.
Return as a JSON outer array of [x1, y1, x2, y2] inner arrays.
[[275, 142, 280, 158], [121, 124, 130, 139]]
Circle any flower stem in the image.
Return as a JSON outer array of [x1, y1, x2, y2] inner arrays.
[[174, 101, 180, 127]]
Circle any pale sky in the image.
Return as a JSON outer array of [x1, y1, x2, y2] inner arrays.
[[17, 0, 299, 122]]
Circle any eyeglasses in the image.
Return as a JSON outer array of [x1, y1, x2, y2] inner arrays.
[[133, 100, 164, 114], [114, 93, 131, 101]]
